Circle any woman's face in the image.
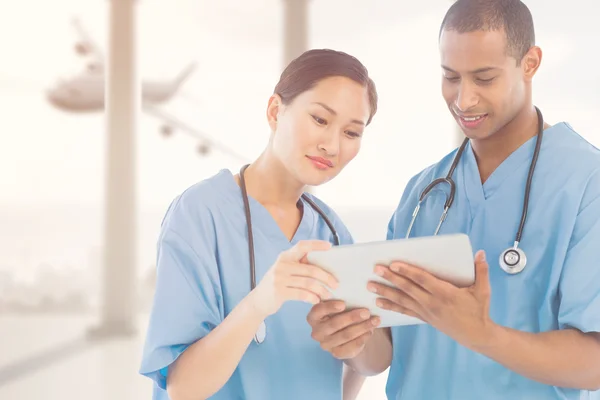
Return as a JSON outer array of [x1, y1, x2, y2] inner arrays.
[[268, 76, 372, 187]]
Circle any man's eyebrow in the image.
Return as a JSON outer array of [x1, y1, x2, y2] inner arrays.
[[442, 65, 499, 74]]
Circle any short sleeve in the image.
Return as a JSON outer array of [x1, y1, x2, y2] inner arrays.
[[557, 170, 600, 333], [139, 199, 224, 390]]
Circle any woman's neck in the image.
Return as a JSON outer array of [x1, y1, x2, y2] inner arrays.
[[238, 151, 305, 209]]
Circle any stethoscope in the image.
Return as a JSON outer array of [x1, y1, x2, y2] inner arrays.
[[406, 106, 544, 275], [238, 164, 340, 344]]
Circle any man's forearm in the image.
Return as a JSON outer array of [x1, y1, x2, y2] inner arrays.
[[474, 326, 600, 391], [345, 328, 393, 376]]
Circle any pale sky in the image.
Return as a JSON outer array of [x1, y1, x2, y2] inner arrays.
[[1, 0, 598, 213]]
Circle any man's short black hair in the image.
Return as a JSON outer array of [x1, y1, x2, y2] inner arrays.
[[439, 0, 535, 63]]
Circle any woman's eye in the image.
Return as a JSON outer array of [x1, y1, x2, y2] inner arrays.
[[346, 131, 361, 138], [311, 115, 326, 125]]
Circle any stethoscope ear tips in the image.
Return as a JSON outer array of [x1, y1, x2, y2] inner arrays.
[[499, 247, 527, 274]]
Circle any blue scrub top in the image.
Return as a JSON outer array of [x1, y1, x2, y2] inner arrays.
[[386, 122, 600, 399], [139, 169, 354, 400]]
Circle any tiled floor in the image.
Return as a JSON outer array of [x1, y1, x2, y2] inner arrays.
[[0, 314, 389, 400]]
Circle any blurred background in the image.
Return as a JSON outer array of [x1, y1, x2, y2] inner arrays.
[[0, 0, 598, 399]]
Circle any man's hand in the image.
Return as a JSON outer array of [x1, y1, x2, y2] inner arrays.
[[369, 250, 496, 351], [306, 300, 380, 359]]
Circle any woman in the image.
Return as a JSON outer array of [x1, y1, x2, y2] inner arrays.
[[139, 48, 379, 400]]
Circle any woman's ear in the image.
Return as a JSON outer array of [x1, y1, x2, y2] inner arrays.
[[266, 94, 283, 133]]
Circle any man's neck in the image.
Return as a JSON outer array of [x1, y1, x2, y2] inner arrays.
[[238, 151, 305, 209], [471, 105, 541, 184]]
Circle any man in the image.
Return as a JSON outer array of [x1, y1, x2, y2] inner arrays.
[[307, 0, 600, 399]]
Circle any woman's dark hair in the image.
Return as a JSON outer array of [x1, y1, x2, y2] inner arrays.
[[273, 49, 378, 125]]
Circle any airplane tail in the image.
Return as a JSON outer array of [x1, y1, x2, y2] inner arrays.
[[142, 62, 198, 105], [170, 62, 197, 95]]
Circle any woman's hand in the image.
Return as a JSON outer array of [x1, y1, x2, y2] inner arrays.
[[250, 240, 339, 318]]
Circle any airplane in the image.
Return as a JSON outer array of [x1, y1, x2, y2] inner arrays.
[[46, 62, 197, 114], [46, 18, 248, 162]]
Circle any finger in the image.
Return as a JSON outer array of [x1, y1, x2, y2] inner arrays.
[[376, 298, 423, 321], [306, 300, 346, 324], [370, 268, 431, 305], [368, 281, 425, 315], [284, 287, 321, 305], [321, 317, 379, 351], [311, 308, 372, 341], [473, 250, 490, 298], [385, 262, 453, 295], [286, 276, 333, 301], [330, 331, 374, 360], [284, 240, 332, 262], [286, 262, 339, 289]]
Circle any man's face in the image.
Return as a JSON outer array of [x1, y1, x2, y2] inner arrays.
[[439, 29, 528, 140]]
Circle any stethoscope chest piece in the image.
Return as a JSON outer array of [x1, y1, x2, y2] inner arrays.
[[254, 321, 266, 344], [499, 246, 527, 274]]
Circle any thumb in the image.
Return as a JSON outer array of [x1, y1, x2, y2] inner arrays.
[[474, 250, 491, 297], [285, 240, 332, 262]]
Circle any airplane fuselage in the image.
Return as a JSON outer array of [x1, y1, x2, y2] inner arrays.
[[46, 73, 176, 113]]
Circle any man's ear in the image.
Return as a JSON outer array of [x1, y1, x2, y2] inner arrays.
[[522, 46, 542, 82]]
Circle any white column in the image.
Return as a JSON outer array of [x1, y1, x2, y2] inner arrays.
[[282, 0, 313, 192], [282, 0, 309, 66], [447, 0, 464, 148], [89, 0, 138, 339]]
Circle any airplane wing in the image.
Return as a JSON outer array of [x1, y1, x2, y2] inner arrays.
[[143, 103, 250, 164], [71, 18, 104, 67]]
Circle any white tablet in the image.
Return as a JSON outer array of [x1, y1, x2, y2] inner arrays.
[[306, 233, 475, 327]]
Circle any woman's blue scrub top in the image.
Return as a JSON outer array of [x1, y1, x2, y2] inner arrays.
[[139, 169, 354, 400]]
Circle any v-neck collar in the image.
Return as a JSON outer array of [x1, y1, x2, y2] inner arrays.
[[244, 192, 315, 246], [461, 129, 546, 203], [219, 169, 315, 247]]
